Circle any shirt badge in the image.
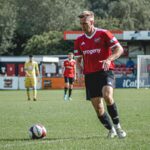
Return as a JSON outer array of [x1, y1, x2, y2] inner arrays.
[[94, 37, 101, 43]]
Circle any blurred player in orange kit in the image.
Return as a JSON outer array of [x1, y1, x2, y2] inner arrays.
[[63, 52, 76, 101]]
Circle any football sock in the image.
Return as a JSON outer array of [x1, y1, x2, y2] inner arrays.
[[107, 103, 119, 125], [98, 112, 112, 130], [27, 88, 30, 99], [114, 123, 121, 129], [64, 87, 68, 95], [69, 88, 72, 97], [33, 89, 37, 99]]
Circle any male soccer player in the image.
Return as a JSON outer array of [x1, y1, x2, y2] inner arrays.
[[74, 11, 126, 138], [24, 55, 39, 101], [63, 52, 76, 101]]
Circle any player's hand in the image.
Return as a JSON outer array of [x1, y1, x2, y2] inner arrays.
[[26, 73, 31, 77], [99, 59, 111, 71], [74, 76, 77, 81], [37, 77, 41, 82]]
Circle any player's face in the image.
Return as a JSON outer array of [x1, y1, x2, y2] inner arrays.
[[80, 17, 93, 34], [68, 54, 73, 60], [29, 57, 33, 62]]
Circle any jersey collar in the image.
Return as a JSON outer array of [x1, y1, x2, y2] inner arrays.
[[84, 28, 97, 39]]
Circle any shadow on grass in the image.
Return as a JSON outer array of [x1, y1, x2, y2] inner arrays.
[[0, 135, 102, 142]]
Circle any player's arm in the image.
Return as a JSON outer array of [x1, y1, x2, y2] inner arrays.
[[74, 37, 83, 78], [24, 63, 31, 77], [35, 63, 40, 77], [102, 44, 123, 71], [76, 56, 83, 71], [75, 56, 83, 80], [100, 30, 123, 71], [108, 44, 123, 61], [74, 62, 77, 80], [101, 44, 123, 71], [25, 69, 31, 77]]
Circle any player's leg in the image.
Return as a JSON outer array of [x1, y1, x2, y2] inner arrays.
[[25, 78, 31, 100], [64, 77, 69, 100], [31, 78, 37, 101], [91, 97, 117, 138], [32, 87, 37, 101], [68, 78, 74, 100], [102, 85, 126, 138], [26, 88, 30, 100], [85, 72, 116, 138]]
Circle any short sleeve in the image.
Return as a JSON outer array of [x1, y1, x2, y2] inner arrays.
[[104, 30, 120, 49], [74, 39, 82, 57]]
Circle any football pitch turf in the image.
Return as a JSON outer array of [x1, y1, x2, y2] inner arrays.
[[0, 89, 150, 150]]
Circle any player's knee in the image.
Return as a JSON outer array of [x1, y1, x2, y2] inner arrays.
[[65, 83, 69, 88], [98, 106, 105, 116], [103, 94, 114, 105], [69, 84, 73, 89], [103, 94, 110, 100]]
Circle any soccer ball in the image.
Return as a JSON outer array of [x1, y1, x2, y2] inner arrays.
[[29, 124, 47, 139]]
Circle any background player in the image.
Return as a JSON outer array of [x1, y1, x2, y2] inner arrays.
[[63, 52, 76, 101], [74, 11, 126, 138], [24, 55, 39, 101]]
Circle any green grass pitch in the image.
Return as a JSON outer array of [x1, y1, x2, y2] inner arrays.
[[0, 89, 150, 150]]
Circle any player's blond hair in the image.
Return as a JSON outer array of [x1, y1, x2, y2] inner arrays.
[[68, 52, 74, 56], [78, 10, 94, 21]]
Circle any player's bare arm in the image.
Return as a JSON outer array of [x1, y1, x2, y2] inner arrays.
[[65, 66, 73, 69], [36, 69, 40, 77], [101, 44, 123, 71], [24, 68, 31, 77], [76, 56, 83, 71], [74, 63, 77, 80], [75, 56, 83, 81]]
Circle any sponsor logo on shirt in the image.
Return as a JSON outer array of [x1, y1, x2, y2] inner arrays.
[[83, 49, 101, 55]]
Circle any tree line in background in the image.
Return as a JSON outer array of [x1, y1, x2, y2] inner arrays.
[[0, 0, 150, 56]]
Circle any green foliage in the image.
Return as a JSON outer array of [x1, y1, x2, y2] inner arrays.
[[14, 0, 85, 55], [0, 0, 17, 55], [108, 0, 150, 30], [88, 0, 150, 30], [24, 31, 73, 55], [0, 0, 150, 55], [16, 0, 86, 35], [95, 17, 121, 30]]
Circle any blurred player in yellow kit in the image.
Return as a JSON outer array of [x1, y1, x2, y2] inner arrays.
[[24, 55, 39, 101]]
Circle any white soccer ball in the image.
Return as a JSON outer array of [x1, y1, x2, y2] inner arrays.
[[29, 124, 47, 139]]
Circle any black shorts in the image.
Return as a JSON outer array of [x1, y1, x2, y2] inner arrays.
[[85, 70, 115, 100], [64, 77, 74, 84]]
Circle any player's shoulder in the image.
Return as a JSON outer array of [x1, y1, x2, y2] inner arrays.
[[96, 28, 114, 39], [25, 61, 29, 65], [72, 59, 76, 63], [76, 33, 85, 41], [33, 60, 38, 64], [96, 28, 110, 34], [64, 58, 69, 63]]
